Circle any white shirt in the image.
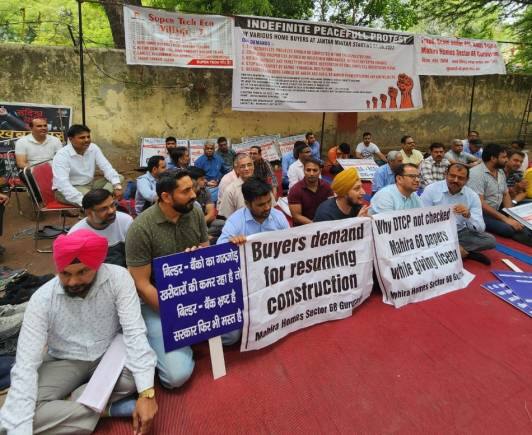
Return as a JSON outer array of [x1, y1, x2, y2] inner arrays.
[[0, 264, 156, 434], [356, 142, 380, 159], [218, 178, 275, 218], [52, 143, 121, 206], [69, 211, 133, 248], [216, 169, 238, 208], [288, 160, 305, 189], [15, 134, 62, 166]]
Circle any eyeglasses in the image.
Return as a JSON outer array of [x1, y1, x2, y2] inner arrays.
[[402, 174, 420, 179]]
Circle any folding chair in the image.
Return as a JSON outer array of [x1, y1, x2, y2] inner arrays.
[[23, 162, 80, 253], [5, 150, 28, 216]]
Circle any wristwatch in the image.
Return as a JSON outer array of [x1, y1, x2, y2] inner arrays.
[[139, 387, 155, 399]]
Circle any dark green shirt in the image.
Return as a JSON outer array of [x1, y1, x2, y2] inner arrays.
[[125, 202, 208, 268]]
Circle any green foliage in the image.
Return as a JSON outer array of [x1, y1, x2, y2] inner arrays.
[[0, 0, 113, 47]]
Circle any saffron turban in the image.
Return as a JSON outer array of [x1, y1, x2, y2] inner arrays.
[[53, 229, 108, 272], [331, 167, 360, 196]]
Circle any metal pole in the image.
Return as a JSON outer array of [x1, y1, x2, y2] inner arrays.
[[78, 0, 86, 125], [320, 112, 325, 149], [467, 76, 476, 134]]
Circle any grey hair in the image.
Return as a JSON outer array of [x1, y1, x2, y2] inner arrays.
[[387, 150, 401, 162], [452, 139, 463, 146], [233, 152, 251, 166]]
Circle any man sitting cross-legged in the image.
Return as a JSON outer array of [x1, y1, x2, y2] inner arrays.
[[0, 230, 157, 434], [421, 163, 496, 265]]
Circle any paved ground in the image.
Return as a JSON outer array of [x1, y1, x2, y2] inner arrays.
[[0, 192, 80, 275]]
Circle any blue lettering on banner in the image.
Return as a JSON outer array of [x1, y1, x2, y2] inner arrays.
[[153, 243, 243, 352]]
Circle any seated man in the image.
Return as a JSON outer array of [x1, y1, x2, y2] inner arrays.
[[69, 189, 133, 267], [188, 167, 224, 241], [370, 163, 422, 214], [215, 137, 236, 175], [0, 230, 157, 434], [355, 132, 386, 163], [288, 158, 333, 225], [305, 131, 321, 161], [314, 168, 369, 222], [194, 143, 224, 203], [504, 149, 528, 204], [219, 154, 271, 219], [399, 135, 424, 166], [167, 146, 191, 172], [249, 145, 278, 198], [462, 130, 480, 155], [466, 138, 483, 159], [126, 171, 208, 389], [52, 125, 123, 207], [372, 150, 403, 194], [135, 155, 167, 215], [467, 143, 532, 247], [326, 143, 352, 175], [510, 139, 528, 172], [445, 139, 480, 168], [287, 141, 312, 190], [164, 136, 178, 170], [419, 142, 450, 188], [217, 178, 289, 345], [281, 149, 296, 191], [217, 168, 238, 208], [421, 163, 496, 265], [15, 117, 62, 168]]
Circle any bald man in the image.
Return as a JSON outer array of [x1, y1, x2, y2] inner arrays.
[[0, 230, 157, 434], [15, 118, 62, 168]]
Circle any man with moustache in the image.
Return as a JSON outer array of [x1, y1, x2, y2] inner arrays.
[[399, 135, 424, 166], [52, 125, 123, 207], [126, 171, 208, 389], [288, 158, 333, 225], [15, 117, 62, 168], [135, 155, 168, 214], [0, 230, 158, 434], [314, 167, 369, 222], [421, 163, 496, 265], [419, 142, 451, 188], [468, 143, 532, 246], [217, 178, 289, 345], [69, 189, 133, 267]]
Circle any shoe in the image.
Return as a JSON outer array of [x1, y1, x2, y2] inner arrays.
[[467, 251, 491, 265]]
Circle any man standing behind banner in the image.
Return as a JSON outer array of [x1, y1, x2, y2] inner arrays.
[[421, 163, 496, 265], [217, 178, 289, 345], [370, 163, 422, 214], [126, 171, 209, 389], [314, 168, 369, 222]]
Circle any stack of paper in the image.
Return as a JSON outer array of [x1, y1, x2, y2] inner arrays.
[[482, 271, 532, 318]]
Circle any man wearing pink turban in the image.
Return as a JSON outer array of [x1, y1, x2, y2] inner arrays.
[[0, 230, 158, 434]]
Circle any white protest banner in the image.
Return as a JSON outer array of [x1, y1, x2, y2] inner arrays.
[[372, 205, 475, 308], [337, 158, 379, 180], [241, 134, 281, 143], [139, 137, 188, 166], [124, 5, 233, 68], [415, 35, 506, 76], [277, 134, 306, 156], [245, 136, 281, 162], [240, 218, 374, 351], [232, 16, 422, 112]]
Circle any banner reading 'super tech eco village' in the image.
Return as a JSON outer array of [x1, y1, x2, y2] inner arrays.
[[232, 16, 422, 112], [240, 218, 374, 351]]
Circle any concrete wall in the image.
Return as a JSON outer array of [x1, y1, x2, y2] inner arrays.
[[0, 43, 530, 170]]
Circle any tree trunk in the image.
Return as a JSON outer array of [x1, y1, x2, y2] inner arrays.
[[98, 0, 142, 49]]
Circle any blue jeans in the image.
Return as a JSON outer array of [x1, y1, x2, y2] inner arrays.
[[207, 186, 219, 203], [483, 213, 516, 238], [141, 304, 194, 389]]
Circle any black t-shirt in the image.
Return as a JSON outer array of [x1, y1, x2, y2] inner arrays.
[[313, 197, 361, 222]]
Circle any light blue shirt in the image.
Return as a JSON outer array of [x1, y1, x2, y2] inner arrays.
[[463, 141, 483, 158], [281, 153, 296, 185], [420, 180, 485, 232], [194, 154, 224, 181], [135, 172, 157, 214], [217, 207, 289, 244], [165, 156, 177, 170], [372, 163, 396, 193], [370, 184, 422, 215], [309, 140, 321, 160]]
